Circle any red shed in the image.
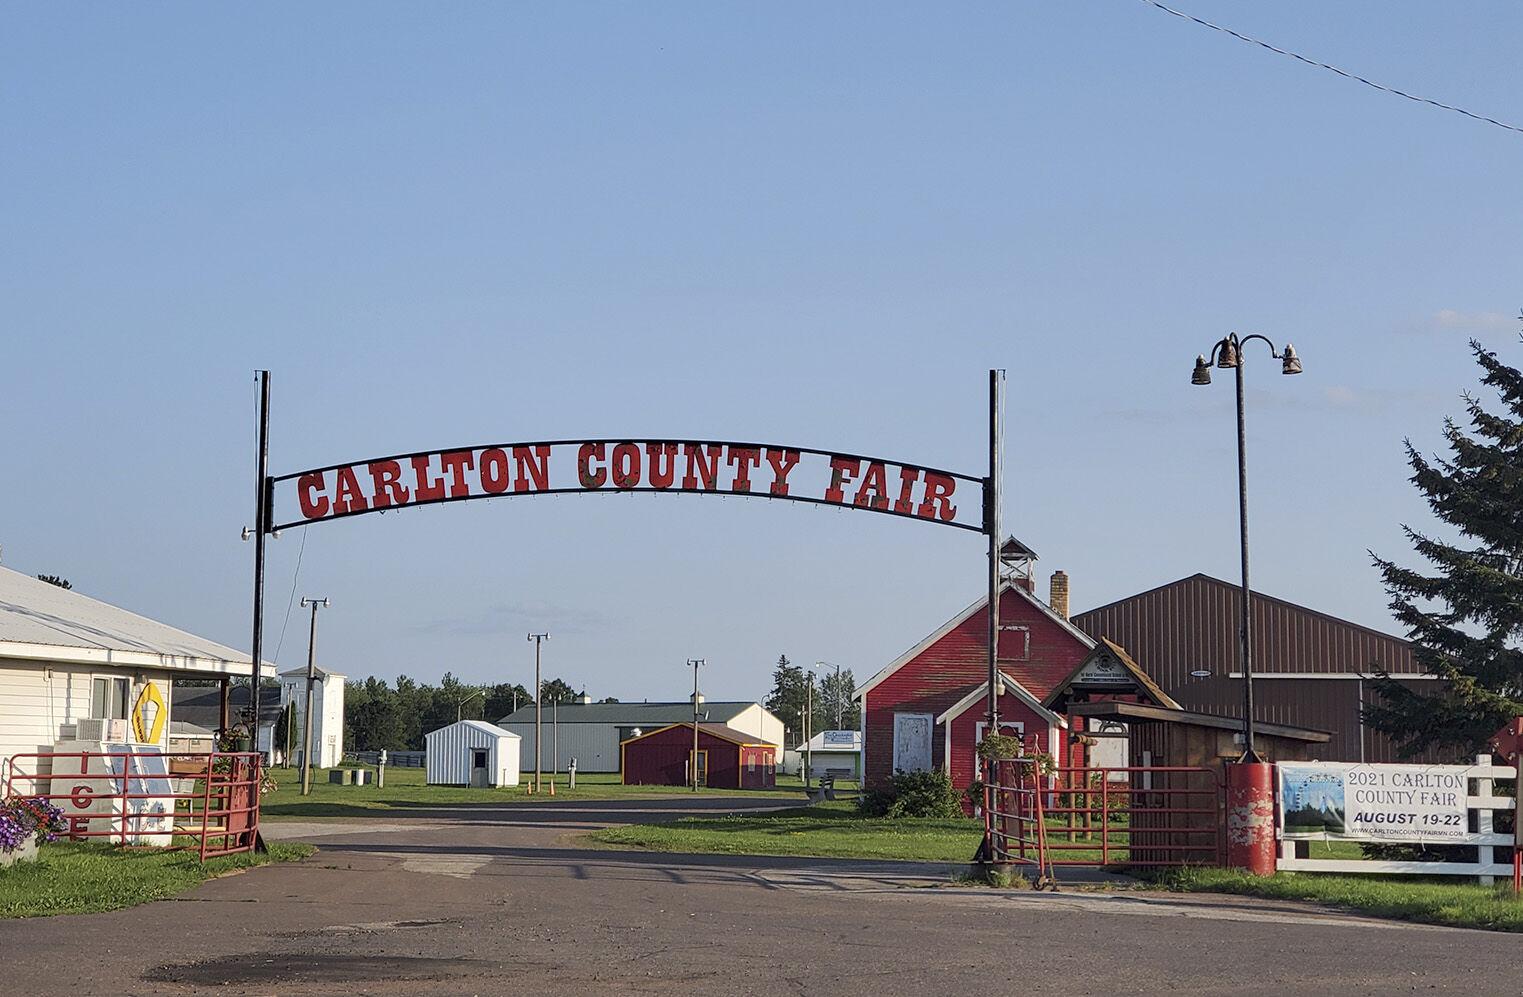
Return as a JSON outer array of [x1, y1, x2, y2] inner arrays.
[[857, 564, 1095, 793], [620, 722, 777, 790]]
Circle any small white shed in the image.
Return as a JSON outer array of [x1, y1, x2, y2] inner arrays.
[[424, 720, 521, 787]]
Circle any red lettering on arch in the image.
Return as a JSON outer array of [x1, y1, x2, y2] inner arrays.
[[611, 443, 642, 489], [893, 466, 919, 514], [578, 443, 607, 488], [332, 466, 370, 515], [479, 448, 511, 494], [825, 457, 861, 504], [726, 447, 761, 493], [411, 455, 446, 502], [513, 446, 550, 492], [440, 450, 476, 498], [368, 461, 410, 508], [765, 448, 801, 496], [647, 443, 679, 488], [297, 472, 330, 519], [916, 472, 958, 522], [854, 462, 890, 510], [681, 444, 722, 490]]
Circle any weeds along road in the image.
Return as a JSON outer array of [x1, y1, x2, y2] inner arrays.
[[1, 796, 1516, 996]]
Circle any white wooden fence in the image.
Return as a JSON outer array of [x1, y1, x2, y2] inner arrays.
[[1277, 755, 1517, 884]]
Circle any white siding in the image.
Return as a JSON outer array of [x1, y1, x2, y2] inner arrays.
[[424, 721, 520, 787], [502, 722, 622, 773], [279, 674, 347, 769], [729, 704, 785, 754], [0, 659, 175, 780]]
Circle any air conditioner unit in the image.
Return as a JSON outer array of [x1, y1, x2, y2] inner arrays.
[[75, 718, 128, 743]]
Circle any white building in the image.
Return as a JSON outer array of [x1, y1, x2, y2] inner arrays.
[[499, 700, 785, 774], [0, 566, 270, 776], [795, 729, 862, 780], [276, 665, 346, 769], [425, 720, 521, 787]]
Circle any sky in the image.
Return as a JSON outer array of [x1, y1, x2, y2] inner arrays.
[[3, 2, 1521, 706]]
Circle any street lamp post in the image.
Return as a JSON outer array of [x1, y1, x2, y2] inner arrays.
[[803, 665, 818, 788], [814, 660, 844, 731], [457, 689, 483, 722], [1190, 335, 1302, 761], [688, 658, 705, 791]]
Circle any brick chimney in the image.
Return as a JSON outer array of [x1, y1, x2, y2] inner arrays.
[[1049, 570, 1070, 620]]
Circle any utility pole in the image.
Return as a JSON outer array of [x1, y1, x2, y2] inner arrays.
[[298, 597, 329, 797], [688, 658, 705, 791], [527, 633, 549, 792], [803, 670, 814, 789]]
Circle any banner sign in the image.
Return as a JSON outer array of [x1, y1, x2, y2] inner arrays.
[[1278, 761, 1470, 843], [269, 439, 985, 533]]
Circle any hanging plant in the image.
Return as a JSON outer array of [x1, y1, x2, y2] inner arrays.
[[976, 733, 1023, 762]]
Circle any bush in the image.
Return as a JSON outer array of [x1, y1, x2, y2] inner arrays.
[[859, 769, 966, 819]]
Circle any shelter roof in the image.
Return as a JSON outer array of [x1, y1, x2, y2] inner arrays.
[[0, 566, 268, 677], [1042, 638, 1180, 712], [1067, 701, 1332, 742], [934, 672, 1066, 728]]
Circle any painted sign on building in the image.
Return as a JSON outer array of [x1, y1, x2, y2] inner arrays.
[[1278, 762, 1469, 843]]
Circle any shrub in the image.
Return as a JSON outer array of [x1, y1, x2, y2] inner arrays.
[[859, 769, 966, 819]]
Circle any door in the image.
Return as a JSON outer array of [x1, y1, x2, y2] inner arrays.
[[892, 713, 933, 774], [689, 750, 708, 788], [470, 748, 489, 787]]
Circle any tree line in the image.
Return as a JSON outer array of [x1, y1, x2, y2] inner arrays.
[[344, 673, 607, 751]]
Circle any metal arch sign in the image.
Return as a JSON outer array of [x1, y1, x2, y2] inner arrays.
[[268, 439, 985, 533]]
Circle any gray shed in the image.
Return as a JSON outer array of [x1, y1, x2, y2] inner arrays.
[[424, 720, 521, 787]]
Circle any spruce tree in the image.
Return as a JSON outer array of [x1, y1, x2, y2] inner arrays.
[[1367, 336, 1523, 756]]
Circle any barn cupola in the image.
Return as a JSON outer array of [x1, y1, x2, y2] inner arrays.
[[998, 536, 1038, 592]]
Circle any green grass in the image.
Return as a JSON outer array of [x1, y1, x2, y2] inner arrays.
[[590, 800, 984, 862], [0, 841, 314, 919], [261, 766, 809, 818], [1147, 865, 1523, 932]]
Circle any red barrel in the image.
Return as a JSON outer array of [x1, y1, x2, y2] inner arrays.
[[1225, 762, 1276, 876]]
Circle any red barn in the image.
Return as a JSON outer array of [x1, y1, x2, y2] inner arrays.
[[620, 722, 777, 789], [857, 550, 1094, 792]]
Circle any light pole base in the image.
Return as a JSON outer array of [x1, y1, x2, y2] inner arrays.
[[1225, 761, 1276, 876]]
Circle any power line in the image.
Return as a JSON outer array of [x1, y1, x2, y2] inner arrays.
[[271, 529, 309, 664], [1137, 0, 1523, 137]]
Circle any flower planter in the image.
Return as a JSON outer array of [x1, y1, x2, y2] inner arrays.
[[0, 838, 39, 869]]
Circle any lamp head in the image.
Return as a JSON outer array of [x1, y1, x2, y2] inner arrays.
[[1215, 339, 1239, 369], [1281, 343, 1303, 375], [1191, 355, 1213, 386]]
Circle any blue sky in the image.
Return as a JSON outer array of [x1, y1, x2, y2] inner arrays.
[[3, 2, 1520, 704]]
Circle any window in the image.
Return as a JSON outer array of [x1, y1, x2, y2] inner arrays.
[[998, 625, 1031, 661], [91, 677, 130, 720]]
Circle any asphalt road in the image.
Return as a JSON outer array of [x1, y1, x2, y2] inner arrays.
[[2, 796, 1520, 996]]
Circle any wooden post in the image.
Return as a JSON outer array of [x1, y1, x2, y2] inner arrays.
[[1476, 753, 1495, 886]]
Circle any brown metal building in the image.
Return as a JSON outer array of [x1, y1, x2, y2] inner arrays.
[[1071, 573, 1449, 763]]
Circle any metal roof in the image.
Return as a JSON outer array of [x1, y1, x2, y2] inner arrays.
[[1068, 701, 1332, 742], [277, 664, 346, 679], [427, 719, 518, 739], [498, 700, 759, 726], [620, 722, 771, 747], [0, 566, 263, 675]]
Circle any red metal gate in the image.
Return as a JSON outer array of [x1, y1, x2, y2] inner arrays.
[[2, 750, 262, 860], [1044, 765, 1224, 868]]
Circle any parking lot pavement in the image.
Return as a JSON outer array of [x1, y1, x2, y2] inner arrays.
[[3, 798, 1519, 996]]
